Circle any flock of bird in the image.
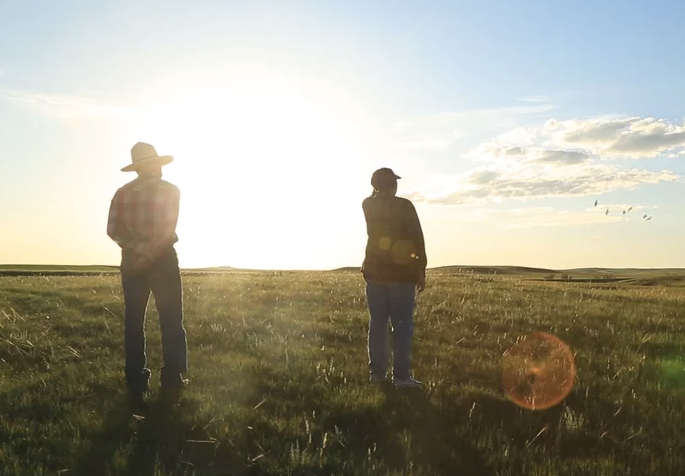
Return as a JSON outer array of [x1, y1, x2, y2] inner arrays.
[[594, 200, 652, 221]]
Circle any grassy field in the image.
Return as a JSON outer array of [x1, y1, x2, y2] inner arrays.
[[1, 271, 685, 475]]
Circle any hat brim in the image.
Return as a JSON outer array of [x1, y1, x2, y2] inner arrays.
[[121, 155, 173, 172]]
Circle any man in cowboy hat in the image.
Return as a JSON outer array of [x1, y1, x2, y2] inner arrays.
[[107, 142, 188, 404]]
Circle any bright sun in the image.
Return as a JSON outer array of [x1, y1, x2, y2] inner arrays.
[[127, 78, 369, 269]]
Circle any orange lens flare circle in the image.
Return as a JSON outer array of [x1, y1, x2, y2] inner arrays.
[[502, 332, 576, 410]]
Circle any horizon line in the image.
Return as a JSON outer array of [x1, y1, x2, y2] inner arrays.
[[2, 263, 685, 272]]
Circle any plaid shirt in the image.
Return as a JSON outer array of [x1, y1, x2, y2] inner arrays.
[[107, 174, 180, 259]]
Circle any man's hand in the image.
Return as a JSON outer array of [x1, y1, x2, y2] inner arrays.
[[417, 273, 426, 293], [122, 252, 154, 274], [131, 255, 154, 273]]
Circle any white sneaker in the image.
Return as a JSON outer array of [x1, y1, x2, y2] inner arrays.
[[369, 374, 388, 384], [393, 377, 423, 388]]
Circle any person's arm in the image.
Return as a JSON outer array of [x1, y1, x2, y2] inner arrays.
[[361, 198, 370, 273], [107, 190, 133, 249], [407, 201, 427, 290], [107, 189, 157, 256], [408, 202, 427, 269], [145, 184, 180, 260]]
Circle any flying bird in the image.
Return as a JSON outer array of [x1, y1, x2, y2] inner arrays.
[[623, 210, 626, 215], [646, 216, 652, 221], [594, 200, 598, 207], [643, 214, 648, 219], [605, 209, 609, 216], [627, 206, 633, 212]]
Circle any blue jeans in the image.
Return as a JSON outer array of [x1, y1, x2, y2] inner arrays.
[[121, 248, 187, 390], [366, 281, 416, 380]]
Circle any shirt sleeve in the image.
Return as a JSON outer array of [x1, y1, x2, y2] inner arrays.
[[106, 190, 132, 249], [361, 199, 370, 271], [145, 184, 180, 259], [407, 201, 427, 272]]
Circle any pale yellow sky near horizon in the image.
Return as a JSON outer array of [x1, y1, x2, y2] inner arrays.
[[3, 72, 684, 270]]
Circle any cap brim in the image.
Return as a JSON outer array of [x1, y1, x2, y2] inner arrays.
[[121, 155, 173, 172]]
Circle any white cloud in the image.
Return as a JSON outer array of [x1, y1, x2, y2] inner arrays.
[[2, 90, 133, 119], [464, 115, 685, 161], [545, 116, 685, 158], [534, 149, 590, 165], [406, 114, 685, 206], [468, 143, 592, 165], [406, 164, 680, 206]]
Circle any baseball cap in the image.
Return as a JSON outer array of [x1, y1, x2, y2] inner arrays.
[[371, 167, 401, 189]]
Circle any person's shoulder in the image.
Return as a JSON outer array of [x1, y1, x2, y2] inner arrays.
[[362, 195, 375, 209], [394, 196, 416, 209], [156, 179, 180, 196], [112, 179, 136, 197]]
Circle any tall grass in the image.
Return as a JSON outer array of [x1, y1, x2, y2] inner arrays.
[[1, 271, 684, 475]]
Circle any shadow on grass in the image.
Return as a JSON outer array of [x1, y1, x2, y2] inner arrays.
[[320, 384, 497, 476], [384, 386, 496, 476], [69, 393, 228, 476]]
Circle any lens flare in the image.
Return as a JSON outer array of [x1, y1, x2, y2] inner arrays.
[[390, 239, 417, 265], [502, 332, 576, 410], [378, 236, 392, 251]]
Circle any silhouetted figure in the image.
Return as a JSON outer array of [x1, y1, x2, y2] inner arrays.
[[107, 142, 188, 404], [361, 168, 427, 388]]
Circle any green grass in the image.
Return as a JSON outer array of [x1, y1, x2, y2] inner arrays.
[[1, 271, 685, 475], [0, 264, 120, 275]]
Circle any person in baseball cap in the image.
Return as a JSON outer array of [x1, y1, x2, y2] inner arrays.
[[370, 167, 402, 196], [361, 167, 427, 388]]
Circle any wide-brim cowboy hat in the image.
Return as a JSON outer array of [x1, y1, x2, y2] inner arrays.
[[121, 142, 174, 172]]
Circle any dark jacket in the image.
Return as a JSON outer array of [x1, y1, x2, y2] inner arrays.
[[361, 193, 427, 282]]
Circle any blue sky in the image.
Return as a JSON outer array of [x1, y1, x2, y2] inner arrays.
[[2, 0, 685, 269]]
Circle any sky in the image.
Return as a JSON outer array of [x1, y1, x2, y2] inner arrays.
[[2, 0, 685, 270]]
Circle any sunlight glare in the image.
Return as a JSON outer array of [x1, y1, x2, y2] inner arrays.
[[128, 78, 369, 269]]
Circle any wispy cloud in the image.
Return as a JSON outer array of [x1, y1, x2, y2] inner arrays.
[[545, 116, 685, 158], [463, 115, 685, 161], [405, 114, 685, 206], [406, 164, 679, 205], [2, 90, 133, 119]]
